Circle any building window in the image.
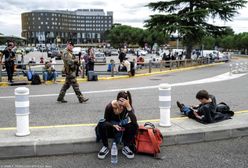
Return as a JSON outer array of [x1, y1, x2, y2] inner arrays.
[[41, 22, 43, 25], [38, 17, 40, 20]]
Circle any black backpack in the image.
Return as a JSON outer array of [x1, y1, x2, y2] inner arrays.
[[31, 73, 41, 85], [95, 119, 106, 142], [216, 102, 234, 116]]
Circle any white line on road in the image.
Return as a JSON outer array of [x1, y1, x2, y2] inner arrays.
[[0, 72, 246, 99]]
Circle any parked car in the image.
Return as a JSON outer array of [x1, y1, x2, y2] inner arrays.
[[47, 48, 61, 58], [72, 47, 82, 56], [95, 52, 106, 63], [216, 52, 230, 62], [110, 49, 119, 56]]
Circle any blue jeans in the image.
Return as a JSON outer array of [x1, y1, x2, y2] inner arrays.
[[182, 106, 193, 116], [43, 71, 57, 81]]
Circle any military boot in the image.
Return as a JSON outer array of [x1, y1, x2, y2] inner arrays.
[[57, 92, 67, 103], [78, 95, 89, 103]]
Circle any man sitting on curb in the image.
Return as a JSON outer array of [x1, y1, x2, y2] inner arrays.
[[43, 61, 57, 84], [177, 90, 234, 124]]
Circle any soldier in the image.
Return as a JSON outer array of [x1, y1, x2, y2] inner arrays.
[[57, 41, 89, 103]]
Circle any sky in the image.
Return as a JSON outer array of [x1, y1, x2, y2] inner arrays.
[[0, 0, 248, 36]]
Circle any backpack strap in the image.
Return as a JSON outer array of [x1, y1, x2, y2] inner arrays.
[[147, 128, 160, 154]]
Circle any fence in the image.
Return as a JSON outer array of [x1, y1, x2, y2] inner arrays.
[[229, 62, 248, 74], [0, 58, 210, 82]]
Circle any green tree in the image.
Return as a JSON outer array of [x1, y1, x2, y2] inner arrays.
[[201, 36, 216, 50], [145, 0, 247, 58], [106, 25, 169, 48], [144, 29, 169, 49], [219, 35, 235, 50]]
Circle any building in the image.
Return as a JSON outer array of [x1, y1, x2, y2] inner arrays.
[[21, 9, 113, 45]]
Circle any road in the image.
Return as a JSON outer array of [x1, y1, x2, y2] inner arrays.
[[0, 59, 247, 128], [0, 136, 247, 168]]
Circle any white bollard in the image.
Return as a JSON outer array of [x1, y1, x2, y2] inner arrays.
[[15, 87, 30, 136], [159, 83, 171, 127]]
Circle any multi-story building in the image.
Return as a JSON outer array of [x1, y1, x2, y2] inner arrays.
[[21, 9, 113, 45]]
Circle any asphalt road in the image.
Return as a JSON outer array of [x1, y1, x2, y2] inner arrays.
[[0, 60, 248, 127], [0, 136, 247, 168]]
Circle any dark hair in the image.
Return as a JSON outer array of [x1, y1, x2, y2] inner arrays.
[[117, 91, 132, 107], [196, 90, 209, 100], [7, 41, 14, 47], [67, 40, 74, 46], [87, 47, 92, 55]]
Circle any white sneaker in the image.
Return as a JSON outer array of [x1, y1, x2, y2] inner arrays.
[[122, 146, 134, 159], [98, 146, 109, 159]]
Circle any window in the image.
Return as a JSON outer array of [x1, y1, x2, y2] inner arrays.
[[41, 22, 43, 25]]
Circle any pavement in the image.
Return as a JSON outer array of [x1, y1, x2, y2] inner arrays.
[[0, 110, 248, 159], [0, 58, 248, 159]]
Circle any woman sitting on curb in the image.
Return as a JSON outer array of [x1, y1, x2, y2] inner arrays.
[[96, 91, 138, 159]]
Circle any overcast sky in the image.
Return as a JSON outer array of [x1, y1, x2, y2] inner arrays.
[[0, 0, 248, 36]]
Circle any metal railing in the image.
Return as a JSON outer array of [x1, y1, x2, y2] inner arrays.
[[0, 57, 211, 82], [229, 62, 248, 75]]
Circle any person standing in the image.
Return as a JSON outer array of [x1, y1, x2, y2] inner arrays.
[[87, 47, 95, 75], [0, 41, 16, 83], [57, 41, 89, 103]]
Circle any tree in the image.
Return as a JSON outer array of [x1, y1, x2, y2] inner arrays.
[[106, 25, 169, 48], [145, 0, 247, 59]]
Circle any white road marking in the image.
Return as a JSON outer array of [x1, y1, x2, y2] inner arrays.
[[0, 72, 246, 99]]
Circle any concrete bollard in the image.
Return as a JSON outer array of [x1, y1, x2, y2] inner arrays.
[[159, 83, 171, 127], [15, 87, 30, 136]]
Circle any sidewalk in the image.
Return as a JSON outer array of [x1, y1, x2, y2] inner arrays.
[[0, 110, 247, 159]]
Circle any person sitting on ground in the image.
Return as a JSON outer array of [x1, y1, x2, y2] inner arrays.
[[97, 91, 138, 160], [177, 90, 233, 124], [43, 61, 57, 84], [137, 56, 144, 69], [107, 59, 116, 72]]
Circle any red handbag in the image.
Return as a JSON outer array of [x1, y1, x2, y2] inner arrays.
[[135, 122, 163, 156]]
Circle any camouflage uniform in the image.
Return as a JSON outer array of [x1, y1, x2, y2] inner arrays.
[[57, 49, 88, 103]]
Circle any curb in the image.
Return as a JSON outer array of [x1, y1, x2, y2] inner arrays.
[[0, 111, 247, 159], [0, 62, 224, 87]]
